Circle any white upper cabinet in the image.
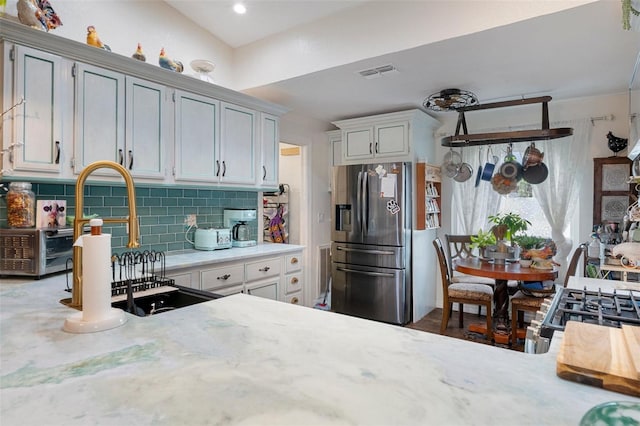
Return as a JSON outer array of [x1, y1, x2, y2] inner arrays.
[[332, 110, 439, 165], [73, 63, 166, 180], [4, 44, 69, 175], [220, 102, 256, 185], [260, 113, 279, 189], [124, 76, 167, 179], [0, 19, 286, 187], [173, 90, 220, 182], [73, 62, 125, 174]]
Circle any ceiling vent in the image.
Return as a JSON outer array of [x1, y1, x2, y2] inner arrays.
[[357, 64, 398, 79]]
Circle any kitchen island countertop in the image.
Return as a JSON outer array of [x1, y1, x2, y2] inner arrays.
[[1, 274, 639, 425]]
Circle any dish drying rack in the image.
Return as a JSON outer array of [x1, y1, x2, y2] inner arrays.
[[110, 251, 174, 296]]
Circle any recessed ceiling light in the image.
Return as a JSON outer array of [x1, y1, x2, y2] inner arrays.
[[233, 3, 246, 14]]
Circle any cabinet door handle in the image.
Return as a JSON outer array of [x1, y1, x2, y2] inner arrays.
[[369, 142, 372, 154], [222, 160, 226, 177], [217, 274, 231, 280], [259, 266, 270, 272], [290, 257, 298, 264], [216, 160, 220, 176], [375, 142, 379, 153], [55, 141, 61, 164], [118, 149, 124, 165], [128, 150, 133, 170], [290, 277, 298, 284], [291, 297, 299, 304], [263, 165, 267, 180]]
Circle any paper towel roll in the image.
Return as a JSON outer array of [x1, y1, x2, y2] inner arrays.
[[79, 234, 112, 322]]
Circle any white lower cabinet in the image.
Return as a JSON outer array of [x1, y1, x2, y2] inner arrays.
[[165, 249, 304, 304], [200, 264, 244, 293]]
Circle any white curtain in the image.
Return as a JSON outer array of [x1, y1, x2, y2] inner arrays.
[[451, 145, 502, 234], [531, 118, 592, 276]]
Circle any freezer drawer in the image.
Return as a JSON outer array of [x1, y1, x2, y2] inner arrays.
[[331, 242, 404, 269], [331, 262, 409, 325]]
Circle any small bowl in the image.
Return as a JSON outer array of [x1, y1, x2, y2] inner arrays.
[[519, 259, 533, 268]]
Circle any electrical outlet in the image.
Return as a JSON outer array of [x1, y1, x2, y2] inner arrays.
[[184, 214, 197, 227]]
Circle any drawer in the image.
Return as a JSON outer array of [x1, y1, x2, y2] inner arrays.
[[285, 293, 302, 305], [245, 257, 281, 281], [201, 264, 244, 291], [285, 253, 302, 273], [285, 272, 302, 294], [210, 284, 244, 297]]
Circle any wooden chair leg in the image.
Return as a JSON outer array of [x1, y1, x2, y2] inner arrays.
[[511, 304, 519, 345], [458, 303, 464, 328], [477, 305, 482, 316], [485, 301, 493, 341], [440, 302, 452, 334]]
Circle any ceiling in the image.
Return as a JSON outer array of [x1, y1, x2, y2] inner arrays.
[[168, 1, 640, 125]]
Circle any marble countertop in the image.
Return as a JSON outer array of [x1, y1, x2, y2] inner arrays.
[[162, 243, 305, 271], [1, 275, 638, 425]]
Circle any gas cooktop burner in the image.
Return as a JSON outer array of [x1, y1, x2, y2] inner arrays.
[[584, 296, 615, 312]]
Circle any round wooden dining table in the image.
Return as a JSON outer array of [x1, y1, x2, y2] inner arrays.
[[453, 257, 558, 324]]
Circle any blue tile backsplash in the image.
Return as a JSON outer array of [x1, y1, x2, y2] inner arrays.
[[0, 181, 258, 254]]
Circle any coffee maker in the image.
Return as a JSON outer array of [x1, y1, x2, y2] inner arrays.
[[223, 209, 257, 247]]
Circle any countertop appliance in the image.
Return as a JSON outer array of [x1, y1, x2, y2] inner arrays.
[[0, 227, 75, 277], [224, 209, 257, 247], [331, 162, 412, 325], [193, 228, 231, 251], [525, 286, 640, 354]]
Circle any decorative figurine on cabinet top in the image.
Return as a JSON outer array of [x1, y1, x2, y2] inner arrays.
[[17, 0, 62, 32], [86, 25, 111, 51], [159, 48, 183, 73], [131, 43, 146, 62], [607, 131, 628, 156]]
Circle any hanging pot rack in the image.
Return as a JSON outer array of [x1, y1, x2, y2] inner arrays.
[[441, 96, 573, 147]]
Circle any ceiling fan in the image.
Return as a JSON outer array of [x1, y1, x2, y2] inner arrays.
[[423, 88, 478, 112]]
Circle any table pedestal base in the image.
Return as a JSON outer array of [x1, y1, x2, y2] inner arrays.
[[468, 323, 526, 346]]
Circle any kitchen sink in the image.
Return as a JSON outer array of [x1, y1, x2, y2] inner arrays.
[[112, 285, 221, 316]]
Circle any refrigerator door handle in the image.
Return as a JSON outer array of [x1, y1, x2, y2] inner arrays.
[[336, 246, 395, 256], [356, 171, 363, 235], [362, 170, 369, 235], [336, 267, 395, 278]]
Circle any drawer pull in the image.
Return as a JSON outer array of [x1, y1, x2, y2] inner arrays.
[[259, 266, 270, 272], [290, 277, 298, 284], [217, 274, 231, 280], [290, 257, 298, 264], [291, 297, 299, 304]]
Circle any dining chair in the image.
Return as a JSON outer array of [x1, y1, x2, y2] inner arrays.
[[510, 243, 587, 345], [445, 234, 518, 315], [433, 238, 494, 340]]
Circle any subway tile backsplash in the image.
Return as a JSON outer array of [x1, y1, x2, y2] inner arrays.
[[0, 182, 258, 254]]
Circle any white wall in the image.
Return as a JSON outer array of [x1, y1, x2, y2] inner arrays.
[[3, 0, 235, 87]]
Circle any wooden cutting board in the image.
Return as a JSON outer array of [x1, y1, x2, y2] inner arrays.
[[557, 322, 640, 397]]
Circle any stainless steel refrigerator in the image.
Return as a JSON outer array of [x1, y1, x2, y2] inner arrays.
[[331, 162, 412, 325]]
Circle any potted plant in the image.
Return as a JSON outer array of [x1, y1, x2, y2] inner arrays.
[[487, 212, 531, 244], [470, 229, 497, 257], [512, 234, 546, 267]]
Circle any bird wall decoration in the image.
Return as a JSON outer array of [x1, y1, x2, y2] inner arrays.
[[86, 26, 111, 51], [607, 131, 628, 156], [131, 43, 146, 62], [17, 0, 62, 32], [159, 48, 183, 73]]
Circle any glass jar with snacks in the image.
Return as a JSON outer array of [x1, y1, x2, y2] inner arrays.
[[7, 182, 35, 228]]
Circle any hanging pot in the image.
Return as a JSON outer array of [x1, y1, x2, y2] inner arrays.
[[522, 162, 549, 184], [499, 145, 522, 181], [454, 162, 473, 182], [481, 147, 498, 181], [442, 148, 462, 178], [522, 142, 544, 168]]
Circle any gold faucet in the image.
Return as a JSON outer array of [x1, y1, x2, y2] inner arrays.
[[67, 160, 139, 309]]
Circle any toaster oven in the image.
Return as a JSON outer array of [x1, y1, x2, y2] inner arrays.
[[0, 228, 76, 277]]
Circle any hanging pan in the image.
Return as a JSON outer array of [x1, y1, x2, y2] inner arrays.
[[442, 148, 462, 178], [522, 162, 549, 184]]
